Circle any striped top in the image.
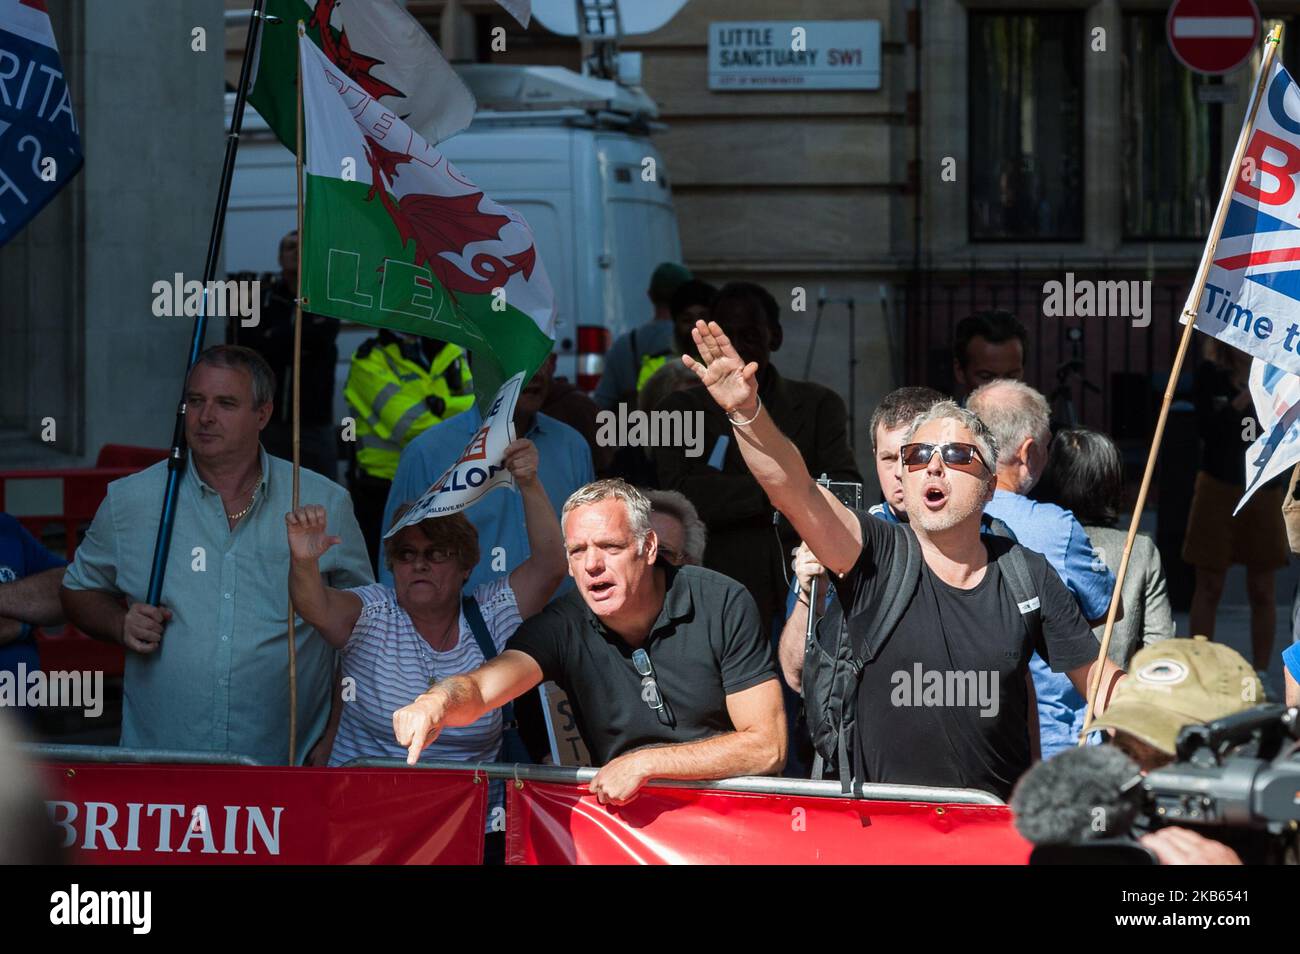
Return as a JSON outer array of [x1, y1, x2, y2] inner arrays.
[[328, 577, 522, 767]]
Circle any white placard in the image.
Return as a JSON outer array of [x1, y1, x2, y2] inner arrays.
[[382, 373, 525, 538]]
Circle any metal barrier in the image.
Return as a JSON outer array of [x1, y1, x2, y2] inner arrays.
[[343, 758, 1007, 805], [22, 743, 263, 767], [20, 745, 1005, 805]]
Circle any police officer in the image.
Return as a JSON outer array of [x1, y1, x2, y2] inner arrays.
[[345, 329, 474, 572], [592, 262, 692, 411]]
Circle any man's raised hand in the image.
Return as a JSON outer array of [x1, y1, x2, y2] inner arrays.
[[682, 319, 760, 416], [285, 505, 341, 563]]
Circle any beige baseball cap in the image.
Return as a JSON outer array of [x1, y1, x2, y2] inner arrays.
[[1090, 637, 1263, 756]]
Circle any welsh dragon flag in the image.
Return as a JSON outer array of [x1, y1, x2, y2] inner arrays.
[[249, 0, 474, 151], [299, 33, 556, 397]]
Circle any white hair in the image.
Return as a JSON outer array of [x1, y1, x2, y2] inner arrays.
[[967, 380, 1051, 467], [561, 479, 653, 552]]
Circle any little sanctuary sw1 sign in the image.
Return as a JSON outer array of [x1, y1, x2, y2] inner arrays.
[[708, 21, 882, 91]]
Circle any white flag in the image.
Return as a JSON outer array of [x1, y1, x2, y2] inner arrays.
[[495, 1, 531, 27], [1182, 61, 1300, 377], [250, 0, 476, 150], [1235, 358, 1300, 514]]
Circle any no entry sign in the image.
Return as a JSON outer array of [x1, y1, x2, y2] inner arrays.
[[1166, 0, 1261, 75]]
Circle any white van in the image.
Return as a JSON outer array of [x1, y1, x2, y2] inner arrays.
[[223, 64, 683, 420]]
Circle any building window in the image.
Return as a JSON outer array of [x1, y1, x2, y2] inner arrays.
[[968, 11, 1084, 241], [1122, 14, 1219, 240]]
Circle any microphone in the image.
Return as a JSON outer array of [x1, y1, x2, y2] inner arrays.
[[1010, 745, 1143, 845], [1010, 745, 1158, 864]]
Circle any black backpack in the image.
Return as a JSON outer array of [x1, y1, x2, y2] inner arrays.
[[802, 521, 1042, 791]]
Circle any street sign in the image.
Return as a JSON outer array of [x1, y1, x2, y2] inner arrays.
[[1166, 0, 1261, 76], [708, 21, 881, 91]]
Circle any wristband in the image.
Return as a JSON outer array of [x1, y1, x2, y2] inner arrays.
[[727, 396, 762, 426]]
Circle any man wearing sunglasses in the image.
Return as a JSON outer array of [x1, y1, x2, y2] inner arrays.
[[681, 321, 1125, 800], [393, 479, 786, 806]]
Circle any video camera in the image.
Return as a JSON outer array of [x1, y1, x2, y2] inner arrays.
[[1138, 704, 1300, 846], [1017, 704, 1300, 864]]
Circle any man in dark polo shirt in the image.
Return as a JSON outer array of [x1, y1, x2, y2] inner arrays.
[[393, 479, 786, 805]]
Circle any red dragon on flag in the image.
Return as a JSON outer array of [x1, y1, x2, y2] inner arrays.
[[361, 134, 539, 298], [308, 0, 403, 103], [251, 0, 476, 150]]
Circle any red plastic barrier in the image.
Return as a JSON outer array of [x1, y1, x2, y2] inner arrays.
[[0, 467, 139, 544], [41, 763, 488, 865], [506, 782, 1030, 865], [2, 454, 162, 677], [93, 445, 168, 469]]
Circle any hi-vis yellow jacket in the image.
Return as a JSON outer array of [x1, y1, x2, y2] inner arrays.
[[345, 336, 473, 481]]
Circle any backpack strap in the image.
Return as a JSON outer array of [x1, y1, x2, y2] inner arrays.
[[980, 513, 1019, 542], [996, 545, 1042, 647], [846, 522, 924, 665], [832, 521, 924, 793], [462, 595, 515, 727]]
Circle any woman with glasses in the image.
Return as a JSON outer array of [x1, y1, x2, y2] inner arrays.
[[284, 437, 565, 767]]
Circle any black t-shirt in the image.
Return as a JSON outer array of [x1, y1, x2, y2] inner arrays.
[[837, 512, 1099, 800], [506, 564, 779, 765]]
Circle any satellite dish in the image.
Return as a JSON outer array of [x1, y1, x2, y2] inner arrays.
[[530, 0, 689, 37]]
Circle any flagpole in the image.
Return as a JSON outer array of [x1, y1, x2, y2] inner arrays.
[[287, 21, 307, 765], [1079, 24, 1284, 740], [145, 0, 269, 610]]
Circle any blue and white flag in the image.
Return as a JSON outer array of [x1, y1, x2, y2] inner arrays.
[[1236, 358, 1300, 514], [1182, 60, 1300, 377], [0, 0, 82, 246]]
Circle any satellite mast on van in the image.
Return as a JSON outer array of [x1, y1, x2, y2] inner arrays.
[[532, 0, 689, 79]]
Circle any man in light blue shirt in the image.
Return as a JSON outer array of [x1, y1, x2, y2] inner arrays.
[[61, 346, 372, 765], [382, 355, 594, 592], [969, 380, 1119, 758]]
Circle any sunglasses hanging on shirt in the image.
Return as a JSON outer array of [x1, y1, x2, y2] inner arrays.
[[632, 648, 675, 728]]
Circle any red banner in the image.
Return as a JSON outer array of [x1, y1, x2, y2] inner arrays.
[[507, 782, 1030, 865], [41, 764, 488, 865]]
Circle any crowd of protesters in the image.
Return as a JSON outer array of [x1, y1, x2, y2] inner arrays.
[[4, 252, 1300, 869]]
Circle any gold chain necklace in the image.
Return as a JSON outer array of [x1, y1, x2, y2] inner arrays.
[[226, 469, 262, 521], [425, 612, 461, 688]]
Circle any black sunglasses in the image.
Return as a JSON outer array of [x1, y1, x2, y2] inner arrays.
[[899, 441, 990, 474], [632, 648, 675, 728]]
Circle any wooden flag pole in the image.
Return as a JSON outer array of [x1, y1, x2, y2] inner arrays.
[[1079, 24, 1284, 741], [287, 21, 306, 765]]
